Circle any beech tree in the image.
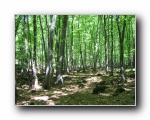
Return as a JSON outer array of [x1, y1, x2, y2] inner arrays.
[[56, 15, 68, 85], [104, 15, 109, 73], [110, 15, 114, 76], [116, 15, 126, 82], [43, 15, 57, 89]]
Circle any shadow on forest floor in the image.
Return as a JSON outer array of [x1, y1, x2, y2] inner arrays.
[[16, 68, 135, 106]]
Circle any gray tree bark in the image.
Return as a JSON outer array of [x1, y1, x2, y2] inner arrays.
[[104, 15, 109, 73], [116, 15, 126, 82], [56, 15, 68, 85], [39, 16, 47, 70], [43, 15, 57, 89], [110, 15, 114, 76]]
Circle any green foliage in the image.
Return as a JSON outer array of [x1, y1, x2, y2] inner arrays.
[[15, 15, 135, 66]]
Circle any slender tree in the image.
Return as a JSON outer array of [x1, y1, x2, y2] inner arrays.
[[32, 15, 39, 89], [110, 15, 114, 76], [116, 15, 126, 82], [39, 16, 47, 70], [78, 16, 85, 72], [70, 15, 74, 72], [43, 15, 57, 89], [131, 21, 135, 67], [23, 15, 30, 83], [55, 15, 68, 85], [104, 15, 109, 73], [126, 24, 131, 66], [56, 16, 61, 78], [33, 15, 37, 67]]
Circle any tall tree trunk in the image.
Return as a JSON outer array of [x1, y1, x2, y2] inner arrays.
[[107, 16, 110, 69], [78, 16, 85, 72], [23, 15, 31, 87], [127, 24, 131, 66], [93, 27, 97, 72], [15, 15, 23, 102], [33, 15, 37, 67], [33, 15, 38, 89], [84, 43, 87, 69], [98, 15, 102, 68], [27, 16, 33, 77], [27, 15, 33, 88], [131, 23, 135, 67], [83, 17, 87, 70], [65, 35, 69, 74], [43, 15, 57, 89], [93, 17, 100, 72], [89, 42, 93, 68], [56, 15, 68, 85], [71, 15, 74, 72], [23, 15, 28, 70], [56, 16, 61, 78], [104, 15, 109, 73], [39, 16, 47, 70], [20, 16, 26, 65], [61, 16, 68, 72], [45, 15, 50, 59], [116, 15, 126, 82], [110, 15, 114, 76]]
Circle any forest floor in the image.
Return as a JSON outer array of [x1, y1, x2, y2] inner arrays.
[[16, 68, 135, 106]]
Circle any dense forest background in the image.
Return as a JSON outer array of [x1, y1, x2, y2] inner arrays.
[[15, 15, 135, 105]]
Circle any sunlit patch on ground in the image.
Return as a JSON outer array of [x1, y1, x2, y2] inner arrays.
[[62, 85, 79, 92], [32, 96, 49, 101], [46, 100, 55, 105], [17, 101, 30, 105], [100, 93, 111, 96]]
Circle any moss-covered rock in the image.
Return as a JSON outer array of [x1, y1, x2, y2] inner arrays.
[[92, 85, 107, 94]]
